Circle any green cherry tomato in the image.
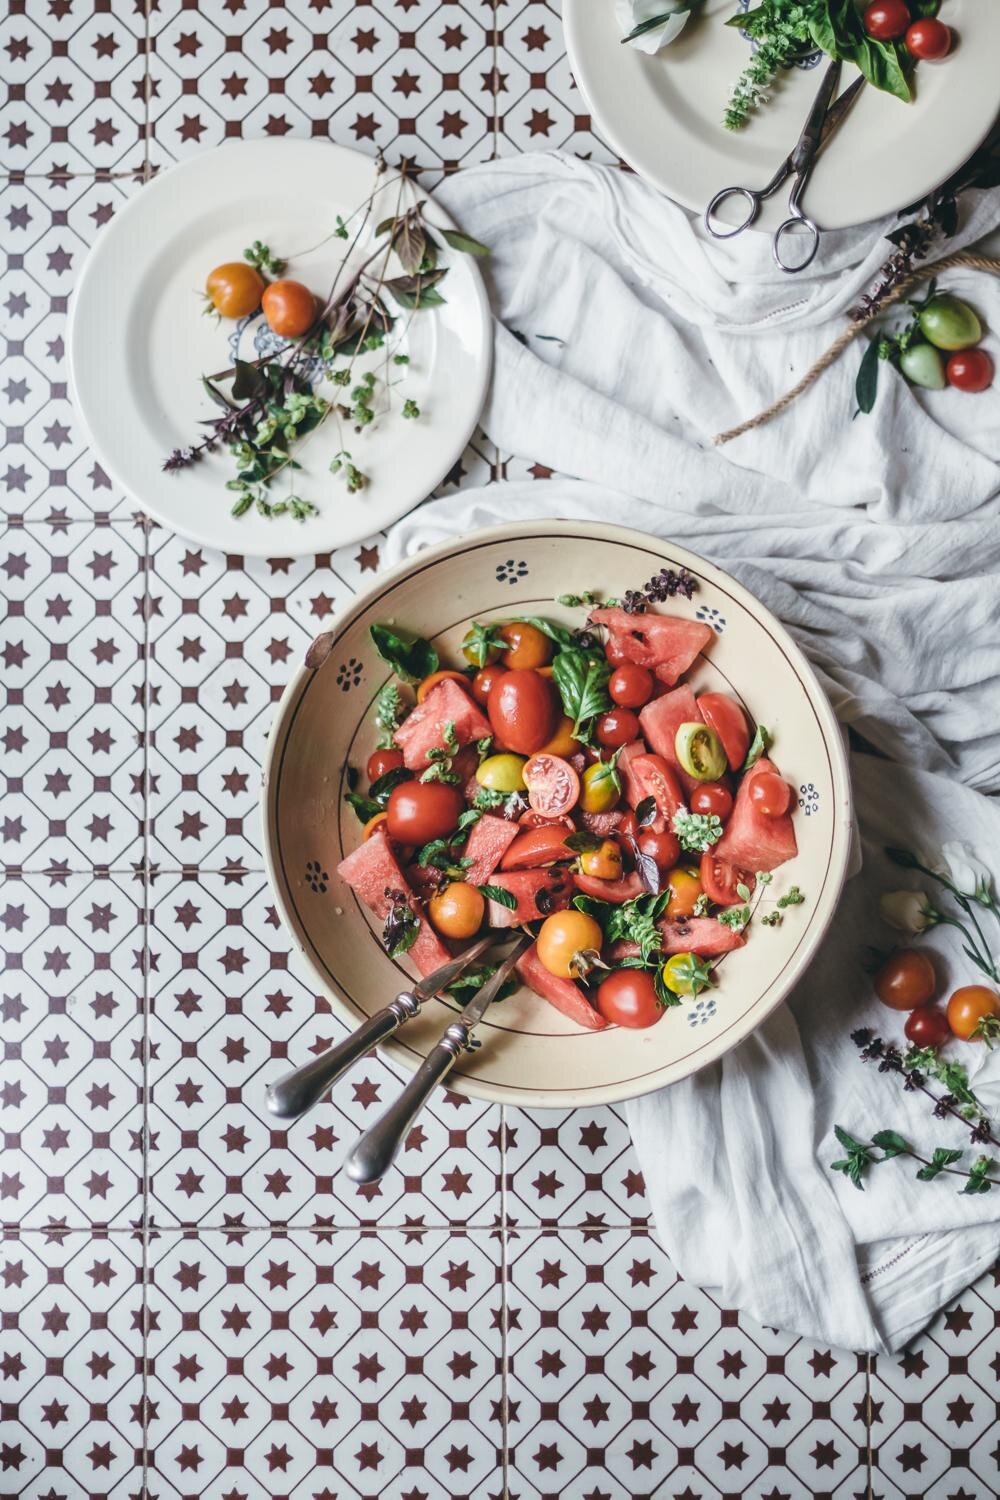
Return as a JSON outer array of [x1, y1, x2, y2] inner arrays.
[[580, 757, 622, 814], [900, 343, 946, 390], [475, 753, 527, 793], [917, 294, 983, 353], [675, 722, 727, 782]]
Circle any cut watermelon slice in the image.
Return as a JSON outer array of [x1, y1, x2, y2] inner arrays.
[[714, 758, 798, 873], [337, 829, 452, 975], [393, 678, 492, 771], [639, 685, 704, 796], [627, 752, 686, 831], [462, 814, 520, 885], [608, 917, 745, 961], [589, 607, 713, 686], [516, 943, 607, 1030], [483, 869, 573, 927]]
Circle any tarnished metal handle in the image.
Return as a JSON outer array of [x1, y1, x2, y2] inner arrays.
[[266, 993, 420, 1120], [345, 1021, 470, 1183]]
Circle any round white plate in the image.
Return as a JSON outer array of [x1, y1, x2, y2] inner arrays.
[[565, 0, 1000, 232], [68, 140, 491, 556]]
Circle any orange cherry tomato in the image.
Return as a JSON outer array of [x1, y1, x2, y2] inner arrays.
[[498, 622, 554, 671], [874, 950, 936, 1011], [536, 910, 603, 979], [946, 985, 1000, 1042], [366, 748, 404, 781], [428, 881, 485, 940], [579, 839, 623, 881], [204, 262, 265, 319], [537, 715, 577, 757], [363, 811, 388, 840], [522, 753, 580, 817], [261, 279, 317, 338], [472, 664, 507, 706], [488, 669, 559, 756], [416, 669, 472, 703], [665, 866, 703, 921]]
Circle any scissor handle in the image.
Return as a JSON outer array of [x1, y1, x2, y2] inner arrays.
[[704, 185, 761, 239], [772, 213, 821, 274]]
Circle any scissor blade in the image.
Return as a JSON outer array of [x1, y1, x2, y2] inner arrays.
[[789, 58, 842, 173], [457, 935, 531, 1032], [412, 934, 494, 1003], [819, 74, 865, 147]]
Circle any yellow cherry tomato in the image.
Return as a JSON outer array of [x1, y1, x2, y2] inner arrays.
[[579, 840, 623, 881], [580, 758, 622, 814], [661, 952, 713, 997], [538, 714, 577, 757], [204, 262, 265, 319], [476, 753, 527, 793], [536, 911, 604, 979], [498, 622, 554, 671], [665, 866, 703, 920], [428, 882, 485, 940]]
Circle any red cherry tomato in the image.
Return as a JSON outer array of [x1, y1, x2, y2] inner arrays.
[[863, 1, 910, 41], [609, 664, 654, 709], [690, 782, 733, 821], [472, 663, 507, 707], [385, 780, 464, 845], [366, 747, 404, 781], [596, 968, 664, 1029], [522, 753, 581, 817], [873, 950, 937, 1011], [699, 852, 755, 906], [488, 669, 558, 756], [501, 823, 573, 870], [604, 635, 632, 667], [906, 17, 951, 58], [946, 349, 993, 393], [638, 828, 681, 870], [904, 1005, 951, 1049], [748, 771, 792, 818], [596, 708, 641, 749], [697, 693, 750, 771], [261, 279, 317, 338]]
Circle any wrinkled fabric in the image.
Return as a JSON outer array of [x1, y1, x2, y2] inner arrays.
[[385, 153, 1000, 1352]]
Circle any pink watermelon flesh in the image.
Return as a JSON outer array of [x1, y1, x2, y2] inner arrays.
[[589, 607, 713, 686], [578, 809, 625, 837], [337, 829, 451, 975], [628, 752, 687, 830], [463, 814, 520, 885], [609, 917, 745, 962], [639, 685, 704, 797], [516, 943, 607, 1031], [484, 869, 573, 928], [393, 678, 492, 771], [714, 758, 798, 873]]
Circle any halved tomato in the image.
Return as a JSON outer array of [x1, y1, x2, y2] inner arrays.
[[501, 824, 574, 870], [700, 851, 755, 906], [574, 869, 646, 903], [523, 753, 580, 817], [697, 693, 750, 772], [519, 810, 575, 830]]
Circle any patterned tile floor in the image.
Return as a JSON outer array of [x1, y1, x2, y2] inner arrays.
[[2, 2, 998, 1497]]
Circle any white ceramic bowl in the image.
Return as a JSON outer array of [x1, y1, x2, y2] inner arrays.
[[262, 521, 853, 1108]]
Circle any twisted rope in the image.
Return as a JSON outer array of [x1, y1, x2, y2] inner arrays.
[[712, 250, 1000, 446]]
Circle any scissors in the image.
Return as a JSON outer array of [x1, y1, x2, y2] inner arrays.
[[705, 60, 865, 273]]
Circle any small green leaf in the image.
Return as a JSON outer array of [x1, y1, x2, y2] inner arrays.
[[478, 883, 517, 909], [871, 1129, 909, 1159], [439, 227, 491, 258], [855, 337, 881, 416], [565, 831, 605, 854], [742, 724, 772, 771], [370, 623, 439, 683]]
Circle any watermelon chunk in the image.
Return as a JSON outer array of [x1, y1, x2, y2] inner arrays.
[[608, 917, 745, 961], [627, 752, 686, 832], [589, 607, 713, 686], [578, 809, 625, 837], [394, 678, 491, 771], [639, 685, 704, 796], [462, 814, 520, 885], [714, 758, 798, 873], [516, 943, 607, 1031], [483, 869, 573, 928], [337, 829, 451, 975]]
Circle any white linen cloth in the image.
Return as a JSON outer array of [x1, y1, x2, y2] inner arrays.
[[385, 152, 1000, 1353]]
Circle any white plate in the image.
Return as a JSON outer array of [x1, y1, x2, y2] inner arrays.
[[565, 0, 1000, 232], [68, 140, 491, 556]]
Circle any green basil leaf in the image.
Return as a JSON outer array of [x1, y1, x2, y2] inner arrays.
[[742, 724, 772, 771], [439, 227, 491, 258], [551, 648, 611, 737], [511, 616, 578, 650], [855, 337, 880, 416], [478, 883, 517, 909], [370, 623, 439, 683], [368, 765, 412, 804], [564, 831, 605, 853], [345, 790, 381, 824]]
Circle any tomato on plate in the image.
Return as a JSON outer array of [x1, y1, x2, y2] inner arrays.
[[698, 693, 750, 771], [946, 349, 994, 393], [906, 17, 951, 58], [205, 262, 265, 319], [676, 722, 727, 781], [261, 279, 317, 338], [488, 669, 559, 755], [596, 708, 641, 749], [538, 715, 577, 757], [609, 664, 653, 708], [501, 824, 573, 870], [580, 757, 622, 814], [638, 828, 681, 871], [536, 910, 603, 979], [690, 782, 733, 821], [579, 839, 624, 881], [749, 771, 792, 818], [904, 1005, 951, 1048], [946, 985, 1000, 1042], [699, 852, 754, 906], [523, 753, 580, 816], [385, 780, 464, 845], [428, 881, 485, 939], [498, 621, 554, 670], [873, 949, 936, 1011], [863, 0, 910, 40], [363, 811, 389, 840], [366, 747, 404, 781], [519, 810, 575, 831], [416, 669, 471, 703], [476, 753, 527, 793], [665, 866, 703, 920], [596, 969, 663, 1029], [472, 663, 507, 706]]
